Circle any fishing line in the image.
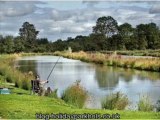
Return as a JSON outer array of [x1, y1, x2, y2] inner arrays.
[[46, 56, 61, 81]]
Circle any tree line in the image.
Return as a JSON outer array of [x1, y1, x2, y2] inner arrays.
[[0, 16, 160, 53]]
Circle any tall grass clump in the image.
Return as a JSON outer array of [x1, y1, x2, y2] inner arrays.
[[0, 54, 33, 90], [61, 81, 88, 108], [101, 92, 129, 110], [138, 95, 154, 112]]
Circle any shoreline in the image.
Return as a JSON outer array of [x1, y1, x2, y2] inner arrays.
[[53, 51, 160, 72]]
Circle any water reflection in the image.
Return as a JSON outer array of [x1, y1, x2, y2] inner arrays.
[[95, 66, 119, 90], [16, 56, 160, 109], [17, 60, 37, 75]]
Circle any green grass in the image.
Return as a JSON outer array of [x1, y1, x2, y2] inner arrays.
[[0, 81, 159, 119], [0, 93, 160, 119], [100, 49, 160, 57]]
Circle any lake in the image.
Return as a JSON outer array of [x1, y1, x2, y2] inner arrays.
[[15, 56, 160, 109]]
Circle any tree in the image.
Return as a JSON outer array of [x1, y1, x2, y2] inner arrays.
[[145, 23, 160, 49], [93, 16, 118, 37], [19, 22, 39, 51], [118, 23, 134, 50], [89, 33, 107, 50], [0, 35, 4, 53], [2, 36, 15, 53], [14, 36, 25, 53], [107, 34, 124, 50], [37, 38, 49, 45], [52, 39, 67, 51], [136, 24, 148, 50]]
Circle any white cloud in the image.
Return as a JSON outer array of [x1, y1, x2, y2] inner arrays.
[[150, 3, 160, 13], [0, 2, 37, 18], [0, 1, 160, 41]]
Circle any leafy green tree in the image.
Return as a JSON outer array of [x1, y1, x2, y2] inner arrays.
[[14, 36, 25, 53], [107, 34, 124, 50], [118, 23, 134, 50], [52, 39, 67, 51], [93, 16, 118, 37], [136, 24, 148, 50], [89, 33, 107, 50], [37, 38, 49, 45], [0, 35, 4, 53], [145, 23, 160, 49], [2, 36, 15, 53], [19, 22, 39, 52]]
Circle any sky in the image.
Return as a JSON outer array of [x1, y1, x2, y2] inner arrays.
[[0, 0, 160, 41]]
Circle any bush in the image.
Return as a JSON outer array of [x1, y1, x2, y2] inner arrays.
[[61, 81, 88, 108], [21, 79, 30, 90], [102, 92, 129, 110], [138, 95, 154, 112], [155, 99, 160, 112], [15, 79, 22, 88], [47, 89, 58, 98]]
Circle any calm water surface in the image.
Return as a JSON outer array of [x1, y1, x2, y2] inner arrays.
[[16, 56, 160, 109]]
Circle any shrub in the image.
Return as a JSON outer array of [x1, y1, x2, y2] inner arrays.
[[61, 81, 88, 108], [21, 79, 30, 90], [155, 99, 160, 112], [138, 95, 154, 112], [102, 92, 129, 110], [47, 89, 58, 98], [15, 79, 22, 88]]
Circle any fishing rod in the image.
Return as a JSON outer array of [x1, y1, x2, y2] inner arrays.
[[46, 56, 61, 81]]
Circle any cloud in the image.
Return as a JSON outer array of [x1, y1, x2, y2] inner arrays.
[[82, 1, 99, 7], [0, 1, 45, 18], [149, 3, 160, 14], [0, 1, 160, 41]]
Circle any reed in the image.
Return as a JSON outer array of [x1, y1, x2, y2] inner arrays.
[[101, 92, 129, 110], [0, 54, 33, 90], [138, 95, 154, 112], [101, 49, 160, 57], [61, 81, 88, 108], [54, 51, 160, 72]]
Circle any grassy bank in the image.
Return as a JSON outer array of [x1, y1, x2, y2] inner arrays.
[[0, 85, 160, 119], [54, 51, 160, 72], [100, 49, 160, 57]]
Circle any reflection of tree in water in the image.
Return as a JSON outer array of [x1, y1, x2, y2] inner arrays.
[[18, 60, 37, 75], [119, 68, 160, 81], [119, 69, 134, 82], [137, 71, 160, 81], [95, 66, 119, 89]]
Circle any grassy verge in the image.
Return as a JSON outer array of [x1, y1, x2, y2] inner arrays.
[[54, 51, 160, 72], [100, 49, 160, 57], [0, 88, 160, 119]]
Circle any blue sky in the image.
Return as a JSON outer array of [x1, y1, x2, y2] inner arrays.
[[0, 0, 160, 41]]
